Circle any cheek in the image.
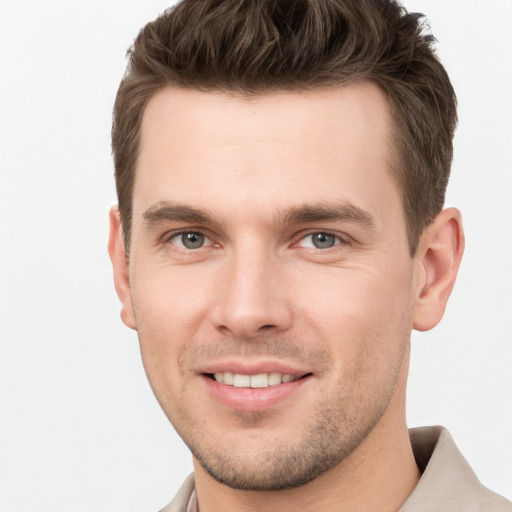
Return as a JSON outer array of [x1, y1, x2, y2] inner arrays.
[[296, 262, 413, 326], [130, 266, 216, 399], [132, 261, 216, 333], [293, 263, 414, 371]]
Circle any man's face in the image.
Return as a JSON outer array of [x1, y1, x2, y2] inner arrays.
[[123, 83, 422, 490]]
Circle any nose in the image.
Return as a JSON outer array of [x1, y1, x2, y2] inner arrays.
[[211, 247, 293, 339]]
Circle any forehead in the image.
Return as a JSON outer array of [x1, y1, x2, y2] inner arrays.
[[134, 83, 400, 228]]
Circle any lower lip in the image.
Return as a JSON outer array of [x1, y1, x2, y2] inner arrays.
[[201, 375, 312, 412]]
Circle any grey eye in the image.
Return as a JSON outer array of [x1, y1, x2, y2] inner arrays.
[[311, 233, 337, 249], [180, 232, 205, 249]]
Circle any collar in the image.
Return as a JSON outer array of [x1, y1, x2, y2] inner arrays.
[[399, 426, 511, 511]]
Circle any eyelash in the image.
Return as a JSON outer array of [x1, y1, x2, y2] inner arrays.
[[164, 231, 216, 250], [294, 231, 347, 250], [163, 230, 349, 251]]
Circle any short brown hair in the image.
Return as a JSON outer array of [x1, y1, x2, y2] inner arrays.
[[112, 0, 457, 256]]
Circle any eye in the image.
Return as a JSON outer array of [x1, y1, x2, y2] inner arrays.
[[296, 232, 342, 249], [169, 231, 211, 250]]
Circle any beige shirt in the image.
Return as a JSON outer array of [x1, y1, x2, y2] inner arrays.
[[160, 426, 512, 512]]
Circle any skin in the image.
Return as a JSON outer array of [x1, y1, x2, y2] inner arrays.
[[109, 83, 464, 512]]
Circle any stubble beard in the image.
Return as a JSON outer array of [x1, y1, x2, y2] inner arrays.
[[140, 332, 409, 492], [174, 370, 400, 491], [191, 407, 386, 491]]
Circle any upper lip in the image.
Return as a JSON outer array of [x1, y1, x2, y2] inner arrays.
[[199, 359, 312, 378]]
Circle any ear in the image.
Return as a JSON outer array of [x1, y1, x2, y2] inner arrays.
[[108, 206, 137, 330], [413, 207, 465, 332]]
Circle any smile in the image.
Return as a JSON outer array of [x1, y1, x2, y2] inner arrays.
[[202, 369, 313, 411], [212, 372, 298, 388]]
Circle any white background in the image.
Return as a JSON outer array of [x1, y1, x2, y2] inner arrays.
[[1, 1, 511, 510]]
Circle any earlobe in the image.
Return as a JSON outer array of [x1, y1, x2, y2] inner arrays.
[[108, 206, 137, 330], [413, 208, 465, 332]]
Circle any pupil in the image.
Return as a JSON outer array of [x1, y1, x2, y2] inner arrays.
[[313, 233, 335, 249], [182, 232, 204, 249]]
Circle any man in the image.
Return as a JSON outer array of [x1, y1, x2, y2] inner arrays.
[[108, 1, 512, 511]]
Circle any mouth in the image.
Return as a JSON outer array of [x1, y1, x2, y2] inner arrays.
[[201, 368, 313, 412], [205, 371, 312, 388]]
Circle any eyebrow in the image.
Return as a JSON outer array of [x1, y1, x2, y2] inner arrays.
[[142, 200, 376, 230], [279, 203, 376, 229], [142, 201, 222, 228]]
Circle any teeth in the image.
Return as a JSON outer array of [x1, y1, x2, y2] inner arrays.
[[233, 374, 251, 387], [212, 372, 296, 388], [268, 372, 282, 386], [250, 373, 269, 388]]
